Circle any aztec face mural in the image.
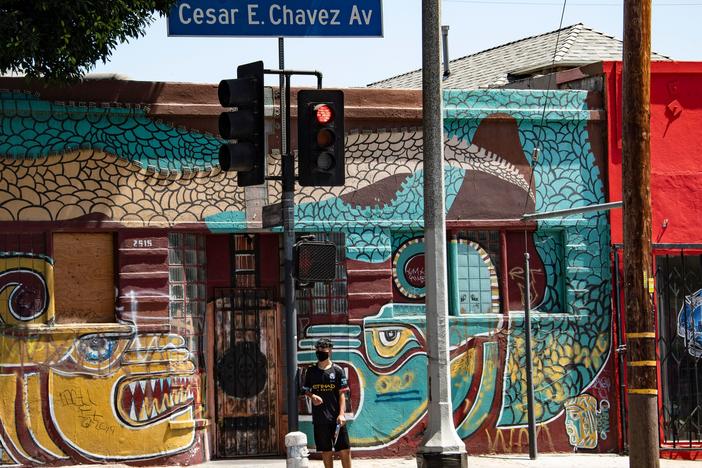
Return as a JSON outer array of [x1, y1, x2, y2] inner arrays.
[[563, 393, 610, 450], [1, 85, 615, 460], [0, 255, 198, 465], [0, 90, 218, 464]]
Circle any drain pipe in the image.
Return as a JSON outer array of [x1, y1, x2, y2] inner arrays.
[[441, 25, 450, 79]]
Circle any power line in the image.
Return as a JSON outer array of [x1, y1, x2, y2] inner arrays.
[[445, 0, 702, 6]]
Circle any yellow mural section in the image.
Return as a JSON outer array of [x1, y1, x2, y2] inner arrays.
[[0, 256, 199, 463], [23, 373, 68, 460], [0, 255, 54, 325], [507, 332, 610, 420]]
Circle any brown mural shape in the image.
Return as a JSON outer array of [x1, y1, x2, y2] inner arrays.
[[267, 129, 534, 211]]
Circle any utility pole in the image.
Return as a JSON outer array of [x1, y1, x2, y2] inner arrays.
[[622, 1, 659, 467], [417, 1, 467, 467]]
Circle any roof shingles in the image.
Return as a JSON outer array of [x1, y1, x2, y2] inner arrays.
[[368, 23, 670, 89]]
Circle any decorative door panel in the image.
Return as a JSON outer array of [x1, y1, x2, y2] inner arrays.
[[214, 288, 279, 457]]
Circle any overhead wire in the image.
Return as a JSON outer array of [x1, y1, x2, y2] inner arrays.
[[523, 0, 568, 215], [445, 0, 701, 6], [521, 0, 569, 299]]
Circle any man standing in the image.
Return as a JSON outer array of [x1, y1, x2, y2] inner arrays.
[[301, 338, 352, 468]]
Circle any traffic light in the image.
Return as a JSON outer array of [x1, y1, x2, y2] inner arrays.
[[297, 90, 344, 187], [218, 61, 265, 187]]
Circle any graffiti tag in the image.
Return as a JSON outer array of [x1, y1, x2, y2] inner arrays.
[[59, 388, 116, 434]]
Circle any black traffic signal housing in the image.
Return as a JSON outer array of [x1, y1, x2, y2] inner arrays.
[[297, 90, 344, 187], [218, 61, 265, 187], [294, 239, 337, 285]]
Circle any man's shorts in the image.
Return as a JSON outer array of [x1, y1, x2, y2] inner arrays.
[[313, 421, 350, 452]]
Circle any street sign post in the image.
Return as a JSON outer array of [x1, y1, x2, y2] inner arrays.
[[167, 0, 383, 37]]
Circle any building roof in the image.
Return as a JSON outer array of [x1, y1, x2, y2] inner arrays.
[[368, 23, 671, 89]]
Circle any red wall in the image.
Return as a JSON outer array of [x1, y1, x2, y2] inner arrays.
[[606, 61, 702, 245]]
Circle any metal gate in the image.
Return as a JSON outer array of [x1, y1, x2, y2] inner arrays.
[[214, 288, 279, 457], [655, 251, 702, 448]]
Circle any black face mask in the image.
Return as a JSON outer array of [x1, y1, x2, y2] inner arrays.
[[316, 350, 329, 361]]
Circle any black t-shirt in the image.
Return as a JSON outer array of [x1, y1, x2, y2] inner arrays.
[[302, 363, 349, 424]]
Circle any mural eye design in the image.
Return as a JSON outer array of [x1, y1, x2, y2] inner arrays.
[[370, 326, 418, 360], [378, 329, 400, 347], [77, 335, 118, 362], [64, 333, 133, 375]]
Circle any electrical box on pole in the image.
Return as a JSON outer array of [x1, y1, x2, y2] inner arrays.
[[297, 90, 345, 187], [218, 61, 265, 187]]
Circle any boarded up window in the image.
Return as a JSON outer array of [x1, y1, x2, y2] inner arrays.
[[53, 233, 115, 323]]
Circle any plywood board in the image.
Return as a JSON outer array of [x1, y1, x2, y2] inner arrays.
[[53, 232, 115, 323]]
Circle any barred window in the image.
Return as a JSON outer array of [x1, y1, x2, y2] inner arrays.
[[295, 232, 348, 316], [233, 234, 257, 288]]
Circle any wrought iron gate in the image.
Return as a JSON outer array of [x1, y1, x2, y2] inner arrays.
[[655, 251, 702, 447], [214, 288, 279, 457]]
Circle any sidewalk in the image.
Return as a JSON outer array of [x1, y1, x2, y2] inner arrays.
[[72, 454, 702, 468], [179, 454, 700, 468]]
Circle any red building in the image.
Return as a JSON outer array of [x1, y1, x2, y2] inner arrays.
[[604, 61, 702, 460], [521, 60, 702, 460]]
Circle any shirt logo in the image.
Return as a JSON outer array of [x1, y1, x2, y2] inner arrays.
[[330, 373, 335, 380]]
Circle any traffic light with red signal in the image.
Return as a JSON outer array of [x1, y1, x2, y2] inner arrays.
[[218, 61, 265, 187], [297, 90, 344, 187]]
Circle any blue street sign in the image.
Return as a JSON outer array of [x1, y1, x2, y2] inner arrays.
[[167, 0, 383, 37]]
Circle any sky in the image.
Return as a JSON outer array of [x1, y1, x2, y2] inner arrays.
[[90, 0, 702, 88]]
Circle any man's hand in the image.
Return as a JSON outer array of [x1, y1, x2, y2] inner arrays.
[[336, 413, 346, 426], [310, 394, 323, 406]]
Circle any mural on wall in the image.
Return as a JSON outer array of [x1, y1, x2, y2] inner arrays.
[[0, 255, 199, 464], [298, 305, 503, 448], [293, 90, 612, 452], [392, 236, 426, 300], [0, 92, 244, 227], [0, 254, 54, 325], [564, 394, 610, 450], [1, 85, 614, 457], [678, 288, 702, 357]]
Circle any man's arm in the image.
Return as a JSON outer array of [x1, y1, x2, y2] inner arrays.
[[337, 391, 347, 426], [336, 365, 349, 425], [301, 366, 312, 396]]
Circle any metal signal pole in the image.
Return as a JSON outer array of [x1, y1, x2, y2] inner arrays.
[[417, 0, 467, 467], [278, 37, 299, 433], [622, 1, 659, 467]]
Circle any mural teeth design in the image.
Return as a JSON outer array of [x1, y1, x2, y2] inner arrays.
[[119, 376, 193, 425]]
